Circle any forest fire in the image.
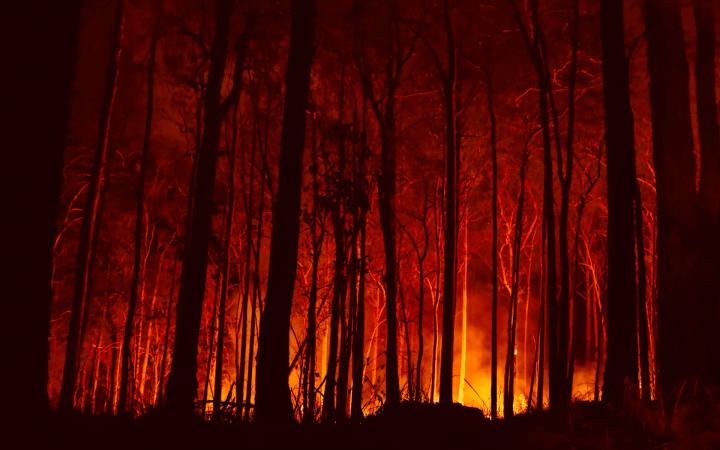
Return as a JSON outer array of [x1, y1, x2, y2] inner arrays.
[[7, 0, 720, 448]]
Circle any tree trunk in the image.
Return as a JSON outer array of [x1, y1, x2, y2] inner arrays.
[[601, 0, 639, 406], [323, 208, 346, 420], [254, 0, 316, 423], [351, 211, 367, 419], [157, 248, 179, 405], [119, 20, 157, 415], [693, 0, 720, 384], [489, 71, 499, 419], [5, 0, 82, 425], [58, 0, 124, 412], [439, 0, 457, 406], [644, 0, 700, 412], [245, 171, 266, 419], [165, 0, 234, 414], [213, 28, 249, 419]]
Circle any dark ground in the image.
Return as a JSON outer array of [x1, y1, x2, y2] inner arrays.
[[16, 401, 720, 449]]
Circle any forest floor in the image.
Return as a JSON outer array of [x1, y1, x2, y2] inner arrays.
[[28, 400, 720, 449]]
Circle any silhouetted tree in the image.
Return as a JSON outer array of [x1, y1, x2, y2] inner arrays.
[[438, 0, 458, 407], [213, 20, 251, 420], [4, 0, 82, 427], [353, 0, 416, 408], [254, 0, 316, 423], [119, 16, 159, 415], [59, 0, 125, 412], [693, 0, 720, 383], [600, 0, 639, 406], [645, 0, 699, 413], [165, 0, 235, 414]]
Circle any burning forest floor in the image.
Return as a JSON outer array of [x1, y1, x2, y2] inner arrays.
[[29, 399, 720, 450]]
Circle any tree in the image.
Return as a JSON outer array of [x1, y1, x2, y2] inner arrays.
[[644, 0, 699, 412], [119, 16, 159, 415], [600, 0, 639, 406], [58, 0, 125, 412], [490, 70, 499, 418], [213, 19, 251, 420], [353, 0, 416, 408], [693, 0, 720, 383], [438, 0, 458, 407], [254, 0, 316, 423], [165, 0, 235, 414], [3, 0, 82, 427]]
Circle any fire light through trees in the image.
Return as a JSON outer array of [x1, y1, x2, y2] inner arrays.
[[12, 0, 720, 447]]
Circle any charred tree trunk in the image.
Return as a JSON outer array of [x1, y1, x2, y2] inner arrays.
[[157, 247, 179, 405], [254, 0, 316, 423], [504, 97, 526, 420], [644, 0, 700, 412], [58, 0, 124, 412], [489, 71, 499, 419], [236, 110, 259, 417], [323, 207, 346, 420], [165, 0, 234, 414], [119, 20, 157, 415], [351, 210, 367, 419], [245, 164, 266, 419], [303, 118, 324, 422], [213, 29, 249, 420], [439, 0, 457, 407], [5, 0, 82, 424], [601, 0, 639, 405], [351, 104, 369, 420], [693, 0, 720, 383]]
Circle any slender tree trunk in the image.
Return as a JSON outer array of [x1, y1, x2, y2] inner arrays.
[[323, 210, 345, 420], [558, 0, 579, 409], [351, 210, 367, 419], [157, 248, 179, 405], [236, 114, 259, 418], [119, 21, 157, 414], [489, 71, 499, 419], [458, 216, 468, 404], [634, 186, 651, 401], [338, 229, 355, 419], [415, 184, 429, 402], [245, 174, 266, 419], [439, 0, 457, 406], [430, 179, 442, 403], [399, 271, 414, 399], [213, 31, 248, 419], [304, 118, 324, 422], [59, 0, 124, 412], [202, 273, 222, 415], [504, 145, 529, 418]]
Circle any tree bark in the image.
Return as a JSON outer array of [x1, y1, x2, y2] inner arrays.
[[213, 26, 249, 420], [644, 0, 700, 412], [693, 0, 720, 383], [600, 0, 639, 406], [119, 19, 158, 415], [439, 0, 457, 407], [59, 0, 124, 412], [165, 0, 234, 414], [254, 0, 316, 423], [4, 0, 82, 424]]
